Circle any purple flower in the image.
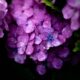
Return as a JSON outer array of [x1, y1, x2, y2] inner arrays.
[[52, 58, 63, 69], [0, 0, 8, 38], [14, 54, 26, 64], [0, 0, 7, 19], [62, 0, 80, 31], [68, 0, 80, 9], [36, 64, 46, 75]]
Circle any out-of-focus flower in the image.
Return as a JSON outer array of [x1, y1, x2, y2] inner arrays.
[[47, 47, 69, 69], [36, 64, 46, 75], [68, 0, 80, 9], [0, 0, 8, 38], [0, 0, 7, 19], [62, 0, 80, 31]]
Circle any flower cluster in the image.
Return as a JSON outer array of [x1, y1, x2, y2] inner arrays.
[[6, 0, 72, 75], [37, 46, 69, 75], [0, 0, 79, 75]]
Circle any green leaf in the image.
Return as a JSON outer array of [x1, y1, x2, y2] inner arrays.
[[73, 40, 80, 52], [42, 0, 58, 10], [42, 0, 53, 8], [73, 47, 79, 52]]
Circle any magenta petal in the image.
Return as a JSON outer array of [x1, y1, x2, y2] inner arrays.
[[68, 0, 80, 8], [52, 58, 63, 69], [36, 65, 46, 75], [71, 11, 80, 31], [62, 5, 75, 19]]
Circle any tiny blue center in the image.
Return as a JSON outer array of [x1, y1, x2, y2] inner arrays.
[[47, 34, 54, 42]]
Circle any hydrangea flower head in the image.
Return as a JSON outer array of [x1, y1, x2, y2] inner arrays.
[[0, 0, 77, 75]]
